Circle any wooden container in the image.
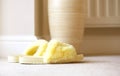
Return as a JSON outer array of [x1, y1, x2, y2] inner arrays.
[[48, 0, 85, 53], [34, 0, 44, 39]]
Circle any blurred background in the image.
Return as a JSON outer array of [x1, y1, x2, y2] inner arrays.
[[0, 0, 120, 58]]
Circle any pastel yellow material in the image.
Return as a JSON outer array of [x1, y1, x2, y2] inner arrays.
[[8, 54, 83, 64], [43, 40, 82, 63], [23, 40, 46, 56], [8, 39, 84, 64], [34, 40, 48, 56], [19, 54, 83, 64], [8, 55, 23, 63], [19, 56, 43, 64], [8, 56, 19, 63]]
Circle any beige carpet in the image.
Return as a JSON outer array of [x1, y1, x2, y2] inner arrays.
[[0, 55, 120, 76]]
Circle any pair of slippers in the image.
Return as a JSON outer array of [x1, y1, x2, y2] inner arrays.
[[8, 40, 84, 64]]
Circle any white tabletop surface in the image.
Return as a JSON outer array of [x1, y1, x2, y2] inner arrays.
[[0, 55, 120, 76]]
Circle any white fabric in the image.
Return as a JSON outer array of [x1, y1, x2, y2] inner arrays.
[[0, 56, 120, 76]]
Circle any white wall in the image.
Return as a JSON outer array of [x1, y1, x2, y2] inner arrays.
[[0, 0, 34, 36], [0, 0, 2, 31], [0, 0, 36, 58]]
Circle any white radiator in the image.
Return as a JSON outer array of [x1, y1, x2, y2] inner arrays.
[[86, 0, 120, 27]]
